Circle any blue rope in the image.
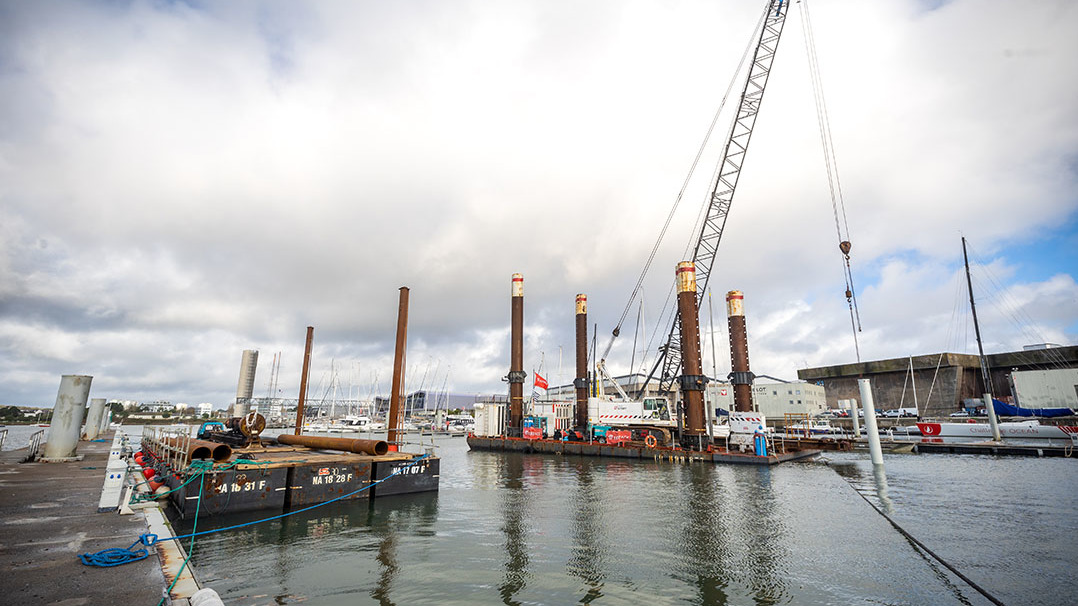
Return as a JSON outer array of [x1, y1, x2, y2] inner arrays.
[[79, 533, 158, 567]]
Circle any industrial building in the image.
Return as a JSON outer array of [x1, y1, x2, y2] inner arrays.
[[797, 345, 1078, 417]]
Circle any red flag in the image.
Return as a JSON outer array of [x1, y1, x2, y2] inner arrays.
[[534, 372, 548, 390]]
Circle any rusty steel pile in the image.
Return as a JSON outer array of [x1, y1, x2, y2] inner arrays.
[[467, 268, 823, 466], [134, 286, 439, 520]]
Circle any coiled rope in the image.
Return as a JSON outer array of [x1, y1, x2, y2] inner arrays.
[[77, 533, 158, 567]]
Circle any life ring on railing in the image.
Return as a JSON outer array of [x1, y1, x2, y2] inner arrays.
[[645, 435, 658, 448]]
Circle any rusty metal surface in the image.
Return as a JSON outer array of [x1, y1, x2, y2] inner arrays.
[[575, 293, 588, 428], [371, 456, 440, 497], [295, 326, 315, 435], [275, 434, 389, 455], [286, 461, 373, 507], [675, 262, 707, 439], [169, 467, 288, 518], [467, 435, 819, 466], [388, 287, 410, 446], [726, 290, 753, 412], [163, 444, 437, 518], [509, 273, 524, 431], [163, 437, 232, 464]]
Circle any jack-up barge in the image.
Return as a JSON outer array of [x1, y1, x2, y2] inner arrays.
[[468, 271, 821, 466]]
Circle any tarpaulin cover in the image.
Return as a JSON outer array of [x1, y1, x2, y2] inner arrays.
[[993, 398, 1074, 418]]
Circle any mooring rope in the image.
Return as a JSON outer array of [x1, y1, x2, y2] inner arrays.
[[77, 533, 158, 567], [156, 466, 206, 606], [830, 463, 1007, 606]]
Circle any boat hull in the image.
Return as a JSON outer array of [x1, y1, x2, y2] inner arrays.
[[916, 421, 1078, 439]]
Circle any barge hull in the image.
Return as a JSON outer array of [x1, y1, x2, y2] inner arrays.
[[467, 436, 819, 465], [151, 443, 437, 519], [372, 457, 440, 497], [169, 467, 288, 517]]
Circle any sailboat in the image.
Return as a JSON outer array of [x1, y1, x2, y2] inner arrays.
[[915, 238, 1078, 441]]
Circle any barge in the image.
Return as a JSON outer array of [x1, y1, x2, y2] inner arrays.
[[138, 422, 439, 519], [472, 273, 822, 466], [468, 434, 818, 465]]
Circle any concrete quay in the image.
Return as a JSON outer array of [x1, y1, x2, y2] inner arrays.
[[0, 433, 180, 605]]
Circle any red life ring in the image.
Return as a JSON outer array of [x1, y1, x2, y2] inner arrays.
[[645, 435, 658, 448]]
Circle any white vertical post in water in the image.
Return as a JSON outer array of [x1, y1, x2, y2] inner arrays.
[[42, 375, 93, 461], [84, 398, 106, 440], [849, 398, 861, 439], [857, 378, 884, 466], [985, 392, 1002, 441]]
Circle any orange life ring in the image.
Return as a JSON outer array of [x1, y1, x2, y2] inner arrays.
[[645, 434, 658, 448]]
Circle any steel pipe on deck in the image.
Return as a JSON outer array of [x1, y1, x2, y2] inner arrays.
[[276, 434, 389, 456], [162, 437, 233, 464]]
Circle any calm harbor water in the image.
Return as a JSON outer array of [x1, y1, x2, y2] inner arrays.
[[168, 435, 1076, 606]]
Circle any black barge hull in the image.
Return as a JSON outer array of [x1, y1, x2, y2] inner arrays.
[[149, 443, 439, 519], [467, 435, 819, 465]]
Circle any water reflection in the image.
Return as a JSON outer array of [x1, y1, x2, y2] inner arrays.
[[828, 460, 977, 605], [375, 495, 438, 605], [680, 464, 730, 605], [871, 463, 894, 516], [566, 459, 606, 603], [667, 465, 790, 605], [831, 460, 894, 515], [497, 454, 530, 605], [733, 467, 789, 604], [182, 492, 438, 604]]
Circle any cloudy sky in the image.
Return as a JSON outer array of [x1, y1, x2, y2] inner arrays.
[[2, 0, 1076, 408]]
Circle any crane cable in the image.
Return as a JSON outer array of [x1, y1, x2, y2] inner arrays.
[[798, 0, 862, 361], [601, 7, 769, 367]]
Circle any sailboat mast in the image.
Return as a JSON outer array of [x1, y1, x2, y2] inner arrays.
[[963, 237, 1002, 441], [962, 237, 991, 394]]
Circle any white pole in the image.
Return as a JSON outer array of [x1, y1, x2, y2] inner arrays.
[[858, 378, 884, 465], [850, 398, 861, 439], [985, 392, 1002, 441]]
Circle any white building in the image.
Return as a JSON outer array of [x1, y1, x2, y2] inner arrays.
[[198, 403, 214, 417], [751, 382, 827, 418], [1012, 369, 1078, 409]]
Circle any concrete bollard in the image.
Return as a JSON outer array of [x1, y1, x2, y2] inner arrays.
[[99, 408, 112, 435], [85, 398, 106, 440], [42, 375, 93, 461], [191, 587, 225, 606]]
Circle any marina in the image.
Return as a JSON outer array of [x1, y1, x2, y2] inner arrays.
[[1, 1, 1076, 605], [177, 435, 1075, 606], [1, 417, 1076, 605]]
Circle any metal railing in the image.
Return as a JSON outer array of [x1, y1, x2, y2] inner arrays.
[[142, 425, 194, 470], [23, 429, 44, 463], [0, 428, 6, 450]]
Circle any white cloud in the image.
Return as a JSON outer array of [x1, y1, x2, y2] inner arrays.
[[0, 0, 1075, 406]]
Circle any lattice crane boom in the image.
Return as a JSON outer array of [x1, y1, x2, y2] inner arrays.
[[647, 0, 792, 395]]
